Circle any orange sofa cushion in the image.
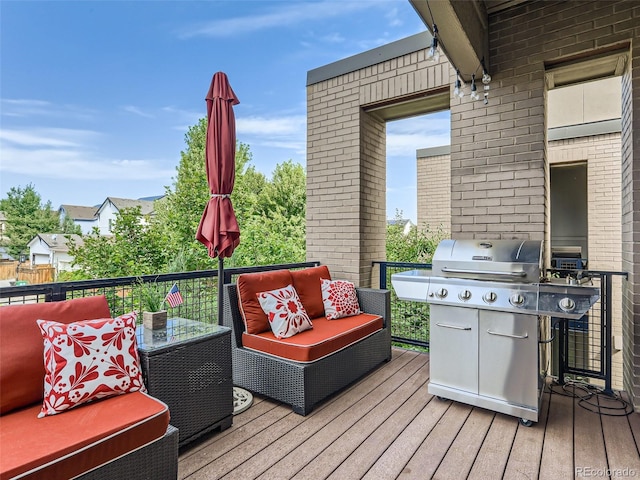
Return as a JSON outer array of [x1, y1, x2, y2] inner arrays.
[[0, 391, 170, 480], [242, 313, 383, 362], [0, 296, 112, 414], [290, 265, 331, 319], [237, 269, 293, 334]]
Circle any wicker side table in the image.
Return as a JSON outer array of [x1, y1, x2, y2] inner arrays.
[[136, 319, 233, 448]]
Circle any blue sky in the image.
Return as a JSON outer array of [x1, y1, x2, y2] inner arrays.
[[1, 0, 450, 223]]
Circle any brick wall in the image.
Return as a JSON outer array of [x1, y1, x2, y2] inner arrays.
[[307, 53, 450, 285], [417, 153, 451, 233]]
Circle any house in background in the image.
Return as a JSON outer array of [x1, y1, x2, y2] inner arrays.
[[58, 204, 99, 234], [0, 211, 7, 243], [27, 233, 84, 274], [95, 197, 156, 235], [387, 218, 415, 236]]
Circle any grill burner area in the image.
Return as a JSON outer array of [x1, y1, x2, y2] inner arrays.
[[393, 273, 599, 319], [391, 239, 599, 320]]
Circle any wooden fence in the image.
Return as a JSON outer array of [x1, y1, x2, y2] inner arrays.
[[0, 261, 54, 285]]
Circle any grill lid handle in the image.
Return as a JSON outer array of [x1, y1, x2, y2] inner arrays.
[[440, 267, 527, 278]]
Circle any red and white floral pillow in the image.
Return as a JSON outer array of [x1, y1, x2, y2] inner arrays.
[[321, 278, 362, 320], [36, 312, 146, 417], [257, 285, 313, 339]]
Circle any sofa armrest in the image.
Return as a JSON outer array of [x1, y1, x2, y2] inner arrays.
[[356, 288, 391, 328]]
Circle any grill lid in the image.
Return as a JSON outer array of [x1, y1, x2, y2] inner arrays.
[[432, 239, 542, 283]]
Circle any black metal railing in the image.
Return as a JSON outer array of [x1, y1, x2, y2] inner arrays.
[[1, 260, 627, 393], [373, 261, 432, 349], [0, 262, 320, 327], [549, 270, 628, 395]]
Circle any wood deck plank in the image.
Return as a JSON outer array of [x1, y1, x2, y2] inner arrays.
[[320, 357, 430, 480], [398, 401, 473, 479], [188, 406, 305, 480], [600, 393, 640, 474], [466, 413, 518, 480], [538, 385, 575, 480], [175, 349, 640, 480], [248, 351, 427, 480], [568, 383, 609, 477], [326, 373, 432, 480], [501, 389, 550, 480], [287, 353, 429, 480], [433, 407, 495, 480], [178, 398, 287, 478], [362, 395, 449, 480]]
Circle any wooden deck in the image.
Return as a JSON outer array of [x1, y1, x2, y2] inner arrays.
[[178, 348, 640, 479]]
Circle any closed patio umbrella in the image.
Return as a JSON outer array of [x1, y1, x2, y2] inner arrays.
[[196, 71, 240, 323]]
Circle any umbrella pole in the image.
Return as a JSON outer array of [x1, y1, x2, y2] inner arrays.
[[218, 256, 224, 325]]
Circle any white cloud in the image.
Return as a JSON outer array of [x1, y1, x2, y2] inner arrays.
[[0, 98, 96, 121], [178, 0, 390, 38], [122, 105, 155, 118], [386, 114, 451, 157], [0, 128, 98, 148], [0, 127, 173, 181], [237, 115, 306, 136]]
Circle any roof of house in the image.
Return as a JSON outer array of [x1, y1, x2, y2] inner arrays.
[[101, 197, 156, 215], [59, 204, 98, 220], [387, 219, 413, 227], [29, 233, 84, 252]]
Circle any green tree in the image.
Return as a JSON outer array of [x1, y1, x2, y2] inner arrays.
[[0, 184, 60, 257], [68, 206, 166, 278], [229, 159, 306, 267], [386, 211, 446, 263], [154, 117, 304, 270], [60, 215, 82, 235]]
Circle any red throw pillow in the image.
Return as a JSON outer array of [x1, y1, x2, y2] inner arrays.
[[257, 285, 313, 339], [237, 270, 293, 334], [290, 265, 331, 318], [321, 279, 362, 320], [37, 312, 146, 417]]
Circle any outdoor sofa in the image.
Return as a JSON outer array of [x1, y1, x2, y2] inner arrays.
[[0, 295, 178, 480], [222, 265, 391, 415]]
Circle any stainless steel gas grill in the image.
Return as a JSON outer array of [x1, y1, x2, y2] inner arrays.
[[391, 239, 600, 425]]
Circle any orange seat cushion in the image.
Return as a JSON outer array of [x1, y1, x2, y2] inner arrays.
[[290, 265, 331, 319], [0, 296, 112, 414], [0, 391, 170, 480], [242, 313, 383, 362], [237, 269, 293, 334]]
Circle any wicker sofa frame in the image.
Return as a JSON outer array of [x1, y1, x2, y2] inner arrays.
[[222, 284, 391, 415], [77, 425, 178, 480]]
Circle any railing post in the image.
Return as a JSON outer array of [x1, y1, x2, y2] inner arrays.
[[603, 273, 613, 395], [379, 262, 387, 290]]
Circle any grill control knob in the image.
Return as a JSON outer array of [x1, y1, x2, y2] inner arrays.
[[559, 297, 576, 312], [509, 293, 526, 307], [436, 288, 448, 299], [483, 291, 497, 303], [459, 290, 472, 301]]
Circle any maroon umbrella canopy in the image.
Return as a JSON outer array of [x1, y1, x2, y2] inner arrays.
[[196, 71, 240, 259]]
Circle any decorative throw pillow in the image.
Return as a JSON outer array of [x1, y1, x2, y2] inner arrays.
[[36, 312, 146, 417], [321, 278, 362, 320], [257, 285, 313, 339]]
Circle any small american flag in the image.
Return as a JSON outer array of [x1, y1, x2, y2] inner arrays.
[[165, 283, 184, 308]]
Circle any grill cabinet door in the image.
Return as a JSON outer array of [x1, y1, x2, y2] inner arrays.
[[478, 311, 538, 408], [429, 305, 478, 394]]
